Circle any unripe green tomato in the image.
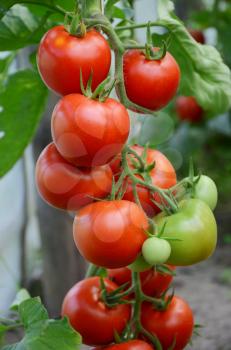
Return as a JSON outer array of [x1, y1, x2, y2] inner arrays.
[[128, 254, 152, 272], [193, 175, 218, 211], [142, 237, 171, 265]]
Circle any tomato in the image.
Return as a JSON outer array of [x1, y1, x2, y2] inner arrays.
[[37, 26, 111, 95], [94, 340, 154, 350], [107, 265, 175, 298], [51, 94, 130, 167], [122, 49, 180, 111], [62, 277, 131, 345], [141, 296, 194, 350], [142, 237, 171, 265], [193, 175, 218, 211], [155, 198, 217, 266], [188, 29, 205, 44], [122, 145, 177, 217], [175, 96, 203, 123], [35, 143, 112, 211], [73, 200, 148, 268]]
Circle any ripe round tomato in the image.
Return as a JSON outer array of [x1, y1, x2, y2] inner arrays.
[[61, 277, 131, 345], [35, 143, 112, 211], [141, 296, 194, 350], [73, 200, 148, 268], [37, 26, 111, 95], [107, 265, 175, 298], [51, 94, 130, 167], [188, 29, 205, 44], [122, 145, 177, 217], [122, 49, 180, 111], [156, 198, 217, 266], [94, 340, 154, 350], [175, 96, 203, 123]]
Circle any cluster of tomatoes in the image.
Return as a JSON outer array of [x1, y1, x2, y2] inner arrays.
[[35, 22, 218, 350]]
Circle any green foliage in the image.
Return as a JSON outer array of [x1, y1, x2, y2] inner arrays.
[[156, 0, 231, 116], [1, 293, 82, 350], [0, 69, 48, 177]]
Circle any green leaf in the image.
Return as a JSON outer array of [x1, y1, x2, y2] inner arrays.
[[0, 0, 53, 19], [0, 5, 51, 50], [0, 324, 8, 346], [10, 289, 31, 311], [156, 0, 231, 116], [2, 299, 82, 350], [0, 69, 48, 177], [0, 52, 15, 88], [138, 112, 174, 146]]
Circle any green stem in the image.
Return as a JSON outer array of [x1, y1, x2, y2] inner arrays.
[[85, 263, 100, 277], [122, 147, 178, 213], [124, 44, 146, 50], [115, 21, 163, 31], [81, 0, 103, 17]]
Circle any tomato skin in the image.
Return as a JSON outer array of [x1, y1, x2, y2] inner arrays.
[[93, 340, 154, 350], [141, 296, 194, 350], [122, 49, 180, 111], [35, 143, 112, 211], [193, 175, 218, 211], [188, 29, 205, 44], [156, 198, 217, 266], [61, 277, 131, 346], [51, 94, 130, 167], [73, 200, 148, 268], [107, 265, 175, 298], [176, 96, 203, 123], [122, 145, 177, 217], [37, 26, 111, 96]]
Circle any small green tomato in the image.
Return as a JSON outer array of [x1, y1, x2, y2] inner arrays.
[[194, 175, 218, 211], [142, 237, 171, 265]]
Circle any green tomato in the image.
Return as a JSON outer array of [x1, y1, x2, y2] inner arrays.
[[155, 198, 217, 266], [128, 254, 152, 272], [193, 175, 218, 211], [142, 237, 171, 265]]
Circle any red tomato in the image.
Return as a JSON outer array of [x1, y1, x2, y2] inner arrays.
[[94, 340, 154, 350], [122, 49, 180, 112], [73, 200, 148, 268], [122, 145, 177, 217], [176, 96, 203, 123], [62, 277, 131, 345], [37, 26, 111, 95], [141, 296, 194, 350], [188, 29, 205, 44], [51, 94, 130, 167], [35, 143, 112, 211], [107, 265, 175, 297]]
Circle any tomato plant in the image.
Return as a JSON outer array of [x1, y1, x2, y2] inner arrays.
[[37, 26, 111, 96], [141, 296, 194, 350], [62, 277, 131, 345], [94, 339, 154, 350]]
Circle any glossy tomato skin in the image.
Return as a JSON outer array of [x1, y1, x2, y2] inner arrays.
[[62, 277, 131, 346], [141, 296, 194, 350], [122, 49, 180, 111], [108, 265, 175, 298], [188, 29, 205, 44], [94, 340, 154, 350], [176, 96, 203, 123], [35, 143, 112, 211], [73, 200, 148, 268], [51, 94, 130, 167], [123, 145, 177, 217], [156, 198, 217, 266], [37, 26, 111, 95]]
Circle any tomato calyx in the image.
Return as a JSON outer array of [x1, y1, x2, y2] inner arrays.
[[99, 277, 134, 308], [64, 8, 87, 37], [144, 22, 167, 61], [80, 71, 116, 102]]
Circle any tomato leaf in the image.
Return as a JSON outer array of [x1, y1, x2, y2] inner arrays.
[[2, 298, 82, 350], [0, 69, 48, 177], [156, 0, 231, 116], [0, 52, 15, 88], [0, 0, 53, 18], [0, 5, 52, 50], [10, 289, 31, 311]]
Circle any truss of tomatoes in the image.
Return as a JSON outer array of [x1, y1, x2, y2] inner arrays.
[[35, 24, 218, 350]]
